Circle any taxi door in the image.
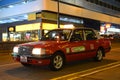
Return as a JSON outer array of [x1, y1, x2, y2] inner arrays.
[[84, 29, 99, 58], [66, 29, 87, 62]]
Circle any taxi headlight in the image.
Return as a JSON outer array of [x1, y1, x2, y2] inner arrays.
[[13, 47, 19, 53], [32, 48, 46, 55]]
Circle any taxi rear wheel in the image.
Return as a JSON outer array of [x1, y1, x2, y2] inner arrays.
[[49, 53, 64, 71], [94, 49, 103, 61]]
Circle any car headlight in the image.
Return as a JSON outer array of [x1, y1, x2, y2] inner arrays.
[[13, 47, 19, 53], [32, 48, 46, 55]]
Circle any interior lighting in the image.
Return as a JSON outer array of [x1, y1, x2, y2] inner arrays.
[[63, 24, 74, 29], [106, 24, 111, 28], [23, 15, 28, 18], [100, 26, 105, 32], [107, 28, 120, 32], [8, 5, 14, 8], [44, 30, 49, 34], [0, 21, 4, 23], [10, 18, 18, 21], [42, 23, 58, 30], [22, 1, 27, 4]]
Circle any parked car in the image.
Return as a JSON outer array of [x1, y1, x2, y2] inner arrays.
[[100, 34, 114, 40], [12, 28, 111, 71]]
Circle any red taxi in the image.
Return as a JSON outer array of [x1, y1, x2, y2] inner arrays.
[[12, 28, 111, 71]]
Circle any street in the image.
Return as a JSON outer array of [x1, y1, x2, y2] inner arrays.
[[0, 42, 120, 80]]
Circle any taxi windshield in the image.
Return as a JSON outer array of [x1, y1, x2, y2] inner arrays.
[[41, 29, 72, 41]]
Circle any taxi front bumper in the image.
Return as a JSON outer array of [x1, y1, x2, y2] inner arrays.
[[12, 53, 52, 66]]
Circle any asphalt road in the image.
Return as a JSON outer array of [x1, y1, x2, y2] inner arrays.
[[0, 42, 120, 80]]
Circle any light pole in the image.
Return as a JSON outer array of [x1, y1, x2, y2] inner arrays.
[[57, 0, 60, 28]]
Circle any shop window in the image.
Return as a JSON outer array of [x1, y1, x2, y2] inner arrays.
[[2, 33, 8, 42], [14, 30, 39, 41]]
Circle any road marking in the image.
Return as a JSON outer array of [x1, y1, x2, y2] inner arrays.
[[50, 61, 120, 80], [0, 62, 19, 68], [68, 62, 120, 80]]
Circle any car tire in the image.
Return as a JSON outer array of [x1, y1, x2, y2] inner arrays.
[[21, 63, 31, 67], [49, 53, 64, 71], [94, 48, 103, 61]]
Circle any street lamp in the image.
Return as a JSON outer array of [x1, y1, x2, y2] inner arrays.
[[57, 0, 60, 28]]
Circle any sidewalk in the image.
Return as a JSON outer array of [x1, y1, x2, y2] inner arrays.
[[0, 50, 12, 55], [0, 51, 14, 65]]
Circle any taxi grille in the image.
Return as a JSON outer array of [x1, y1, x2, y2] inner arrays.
[[18, 46, 33, 55]]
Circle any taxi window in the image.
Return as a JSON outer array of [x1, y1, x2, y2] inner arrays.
[[71, 29, 83, 41], [85, 29, 97, 40], [41, 29, 72, 41]]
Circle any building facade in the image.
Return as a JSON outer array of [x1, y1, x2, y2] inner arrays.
[[0, 0, 120, 42]]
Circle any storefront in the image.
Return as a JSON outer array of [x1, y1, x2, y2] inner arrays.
[[100, 22, 120, 40], [100, 22, 120, 35], [0, 11, 84, 42]]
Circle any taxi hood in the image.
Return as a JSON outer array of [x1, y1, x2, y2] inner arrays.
[[19, 41, 67, 48]]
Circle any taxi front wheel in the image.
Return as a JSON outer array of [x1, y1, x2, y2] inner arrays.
[[94, 49, 103, 61], [49, 53, 64, 71]]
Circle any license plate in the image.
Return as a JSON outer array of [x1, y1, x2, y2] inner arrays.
[[20, 56, 27, 62]]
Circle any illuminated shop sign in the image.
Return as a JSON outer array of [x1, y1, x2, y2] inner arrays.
[[8, 27, 15, 32], [107, 28, 120, 33], [100, 23, 120, 34], [100, 23, 111, 33], [60, 17, 83, 24], [36, 12, 83, 24]]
